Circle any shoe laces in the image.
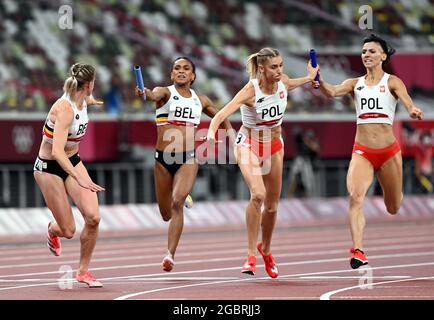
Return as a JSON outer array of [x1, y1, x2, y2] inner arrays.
[[264, 253, 276, 266], [247, 256, 256, 265]]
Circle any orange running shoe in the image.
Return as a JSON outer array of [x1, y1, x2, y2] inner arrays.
[[76, 271, 103, 288], [241, 255, 256, 275], [162, 253, 175, 272], [47, 222, 61, 256], [350, 248, 368, 269], [257, 243, 279, 278]]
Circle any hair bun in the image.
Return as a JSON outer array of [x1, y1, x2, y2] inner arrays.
[[71, 63, 81, 77]]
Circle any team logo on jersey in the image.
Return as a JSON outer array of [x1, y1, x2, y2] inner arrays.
[[279, 91, 284, 99], [380, 85, 385, 92], [356, 86, 364, 91], [257, 97, 265, 103], [173, 96, 179, 100], [76, 114, 79, 120]]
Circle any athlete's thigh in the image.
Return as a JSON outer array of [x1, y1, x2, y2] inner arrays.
[[65, 162, 99, 219], [346, 154, 375, 196], [377, 152, 403, 203], [34, 171, 75, 227], [262, 149, 284, 205], [154, 162, 174, 213], [234, 145, 266, 194], [172, 161, 198, 199]]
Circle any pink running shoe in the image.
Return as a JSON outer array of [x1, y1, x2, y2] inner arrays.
[[76, 271, 103, 288], [257, 243, 279, 278], [241, 255, 256, 275], [162, 253, 175, 272], [350, 247, 368, 269], [47, 222, 61, 256]]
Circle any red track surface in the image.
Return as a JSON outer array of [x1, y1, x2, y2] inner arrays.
[[1, 217, 433, 301]]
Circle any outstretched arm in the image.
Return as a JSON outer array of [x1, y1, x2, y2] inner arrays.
[[207, 82, 254, 143], [319, 76, 358, 98], [201, 95, 236, 143], [201, 95, 233, 130], [389, 75, 424, 120], [282, 61, 319, 91], [135, 86, 170, 104], [85, 95, 104, 106]]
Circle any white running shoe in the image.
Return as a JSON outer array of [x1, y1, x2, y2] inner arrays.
[[184, 194, 193, 209]]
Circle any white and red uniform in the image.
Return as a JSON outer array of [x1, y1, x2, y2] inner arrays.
[[237, 79, 286, 159], [352, 73, 401, 170]]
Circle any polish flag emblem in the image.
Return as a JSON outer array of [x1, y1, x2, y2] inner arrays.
[[380, 85, 385, 92]]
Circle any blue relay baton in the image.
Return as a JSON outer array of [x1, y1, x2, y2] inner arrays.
[[309, 49, 320, 89], [134, 65, 146, 101]]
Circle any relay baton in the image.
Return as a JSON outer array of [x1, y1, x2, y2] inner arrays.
[[309, 49, 320, 89], [134, 65, 146, 100]]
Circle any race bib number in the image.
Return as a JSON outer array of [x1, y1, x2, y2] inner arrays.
[[235, 132, 246, 145]]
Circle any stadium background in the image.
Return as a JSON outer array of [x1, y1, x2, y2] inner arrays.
[[0, 0, 433, 230]]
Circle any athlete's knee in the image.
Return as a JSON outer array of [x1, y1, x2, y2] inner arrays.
[[161, 211, 172, 221], [263, 204, 278, 215], [60, 225, 76, 239], [386, 202, 401, 215], [171, 195, 185, 211], [348, 190, 365, 209], [157, 203, 171, 221], [250, 189, 266, 207], [84, 214, 101, 228]]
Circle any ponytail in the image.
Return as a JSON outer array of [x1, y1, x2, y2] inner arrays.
[[63, 76, 78, 96], [63, 63, 96, 96], [245, 47, 280, 79]]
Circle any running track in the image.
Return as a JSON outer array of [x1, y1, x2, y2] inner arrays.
[[0, 217, 433, 301]]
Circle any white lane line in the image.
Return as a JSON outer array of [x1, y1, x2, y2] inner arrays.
[[320, 276, 434, 300], [2, 246, 434, 280], [113, 261, 434, 300], [335, 295, 434, 299], [1, 225, 432, 258], [124, 277, 240, 281], [2, 240, 434, 275], [1, 259, 433, 297], [298, 276, 411, 279], [0, 278, 62, 282]]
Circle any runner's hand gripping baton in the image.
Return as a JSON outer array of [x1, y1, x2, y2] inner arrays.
[[309, 49, 320, 89], [134, 65, 146, 101]]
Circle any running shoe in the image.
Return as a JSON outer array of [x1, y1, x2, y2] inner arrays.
[[184, 194, 194, 209], [76, 271, 103, 288], [257, 243, 279, 278], [350, 247, 368, 269], [241, 255, 256, 275], [162, 253, 175, 272], [47, 221, 61, 256]]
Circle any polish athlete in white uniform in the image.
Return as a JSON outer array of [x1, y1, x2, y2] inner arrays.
[[317, 34, 424, 269], [207, 47, 318, 278]]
